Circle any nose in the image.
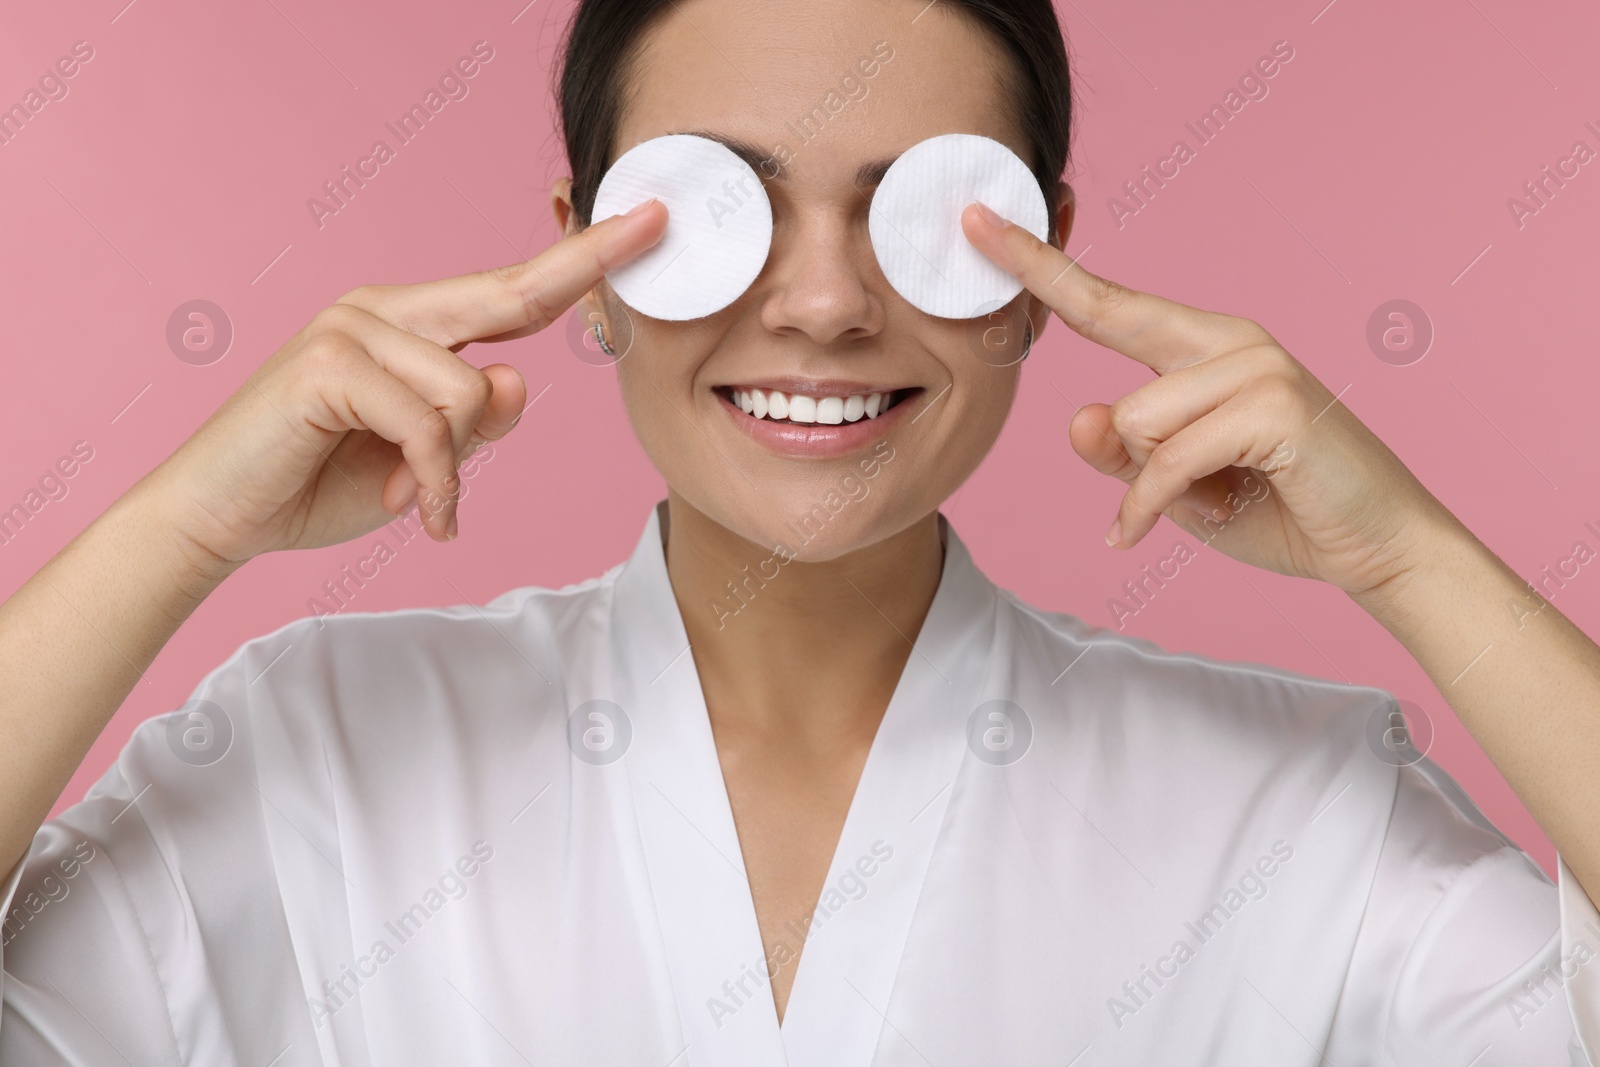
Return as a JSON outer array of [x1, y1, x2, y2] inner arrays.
[[757, 211, 885, 346]]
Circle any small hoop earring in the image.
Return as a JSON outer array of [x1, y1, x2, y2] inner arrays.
[[1019, 323, 1033, 362], [591, 321, 616, 357]]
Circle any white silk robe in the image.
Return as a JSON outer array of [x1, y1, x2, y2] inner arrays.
[[4, 502, 1599, 1065]]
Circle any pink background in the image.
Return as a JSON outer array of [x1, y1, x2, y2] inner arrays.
[[2, 0, 1597, 878]]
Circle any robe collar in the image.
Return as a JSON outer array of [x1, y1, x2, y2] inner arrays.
[[608, 501, 1001, 1067]]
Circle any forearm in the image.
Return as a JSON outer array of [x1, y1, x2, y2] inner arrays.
[[0, 474, 238, 875], [1351, 516, 1600, 905]]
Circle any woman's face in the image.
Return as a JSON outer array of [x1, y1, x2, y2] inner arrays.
[[554, 0, 1075, 561]]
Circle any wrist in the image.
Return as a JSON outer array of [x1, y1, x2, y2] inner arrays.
[[1346, 511, 1500, 636], [114, 475, 246, 604]]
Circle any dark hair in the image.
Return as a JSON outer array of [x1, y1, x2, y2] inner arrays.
[[552, 0, 1074, 239]]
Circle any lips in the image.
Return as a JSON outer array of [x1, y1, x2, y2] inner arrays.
[[715, 384, 921, 458], [716, 386, 913, 425]]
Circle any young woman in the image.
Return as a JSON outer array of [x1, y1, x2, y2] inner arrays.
[[3, 0, 1598, 1063]]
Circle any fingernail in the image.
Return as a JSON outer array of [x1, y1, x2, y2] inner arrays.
[[1104, 518, 1122, 547], [974, 201, 1006, 229], [446, 512, 459, 540], [624, 197, 659, 218]]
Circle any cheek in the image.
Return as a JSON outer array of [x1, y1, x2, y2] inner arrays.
[[610, 315, 724, 489], [856, 338, 1019, 523], [914, 329, 1023, 493], [965, 299, 1040, 370], [942, 307, 1028, 428], [959, 352, 1023, 418], [614, 340, 685, 465], [941, 362, 1021, 473]]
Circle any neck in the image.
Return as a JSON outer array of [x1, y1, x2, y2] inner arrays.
[[664, 490, 945, 739]]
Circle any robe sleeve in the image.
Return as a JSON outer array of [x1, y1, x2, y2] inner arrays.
[[1559, 854, 1600, 1063], [0, 621, 319, 1066], [0, 772, 188, 1064], [1344, 754, 1600, 1065]]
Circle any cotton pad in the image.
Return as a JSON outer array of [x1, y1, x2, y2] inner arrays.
[[868, 133, 1049, 319], [591, 134, 773, 321]]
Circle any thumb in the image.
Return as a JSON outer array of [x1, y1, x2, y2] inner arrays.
[[474, 363, 531, 443], [1068, 403, 1138, 483]]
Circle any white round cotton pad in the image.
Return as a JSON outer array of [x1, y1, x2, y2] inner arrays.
[[590, 134, 773, 321], [868, 133, 1049, 319]]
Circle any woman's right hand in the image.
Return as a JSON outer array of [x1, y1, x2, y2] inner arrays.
[[145, 199, 665, 576], [0, 199, 663, 880]]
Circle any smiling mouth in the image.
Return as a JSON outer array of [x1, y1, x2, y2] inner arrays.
[[715, 385, 919, 425]]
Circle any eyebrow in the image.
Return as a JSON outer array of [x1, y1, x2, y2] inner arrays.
[[673, 129, 900, 188]]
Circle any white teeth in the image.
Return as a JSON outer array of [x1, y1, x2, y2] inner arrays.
[[787, 394, 818, 423], [731, 387, 896, 424]]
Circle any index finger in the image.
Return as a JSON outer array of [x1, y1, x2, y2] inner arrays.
[[339, 198, 667, 350], [960, 201, 1231, 373]]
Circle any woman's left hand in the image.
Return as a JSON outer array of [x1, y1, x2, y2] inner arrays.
[[962, 200, 1466, 603], [964, 203, 1600, 921]]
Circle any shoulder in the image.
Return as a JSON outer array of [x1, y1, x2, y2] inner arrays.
[[139, 562, 630, 771], [223, 562, 623, 689], [987, 585, 1537, 923], [994, 584, 1395, 745], [990, 585, 1537, 875]]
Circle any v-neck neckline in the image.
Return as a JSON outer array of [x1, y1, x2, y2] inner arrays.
[[610, 503, 1000, 1067]]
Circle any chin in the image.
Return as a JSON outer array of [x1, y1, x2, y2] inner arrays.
[[717, 484, 932, 565]]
